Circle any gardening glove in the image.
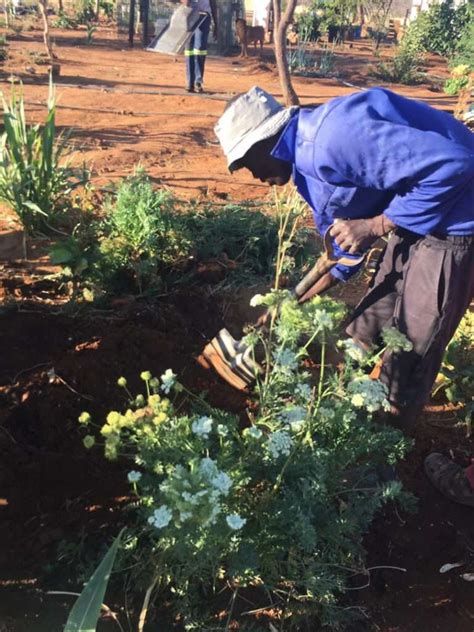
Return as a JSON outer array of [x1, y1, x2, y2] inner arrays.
[[330, 215, 395, 255]]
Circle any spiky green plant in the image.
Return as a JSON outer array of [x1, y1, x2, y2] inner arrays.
[[0, 82, 85, 233]]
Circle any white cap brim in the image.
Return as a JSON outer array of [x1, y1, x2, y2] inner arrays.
[[215, 106, 296, 172]]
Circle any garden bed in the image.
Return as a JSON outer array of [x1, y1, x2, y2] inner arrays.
[[0, 269, 473, 631]]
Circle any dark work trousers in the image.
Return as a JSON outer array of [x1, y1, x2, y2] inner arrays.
[[185, 13, 211, 89], [347, 229, 474, 409]]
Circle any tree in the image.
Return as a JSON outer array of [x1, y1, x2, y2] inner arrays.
[[272, 0, 300, 106]]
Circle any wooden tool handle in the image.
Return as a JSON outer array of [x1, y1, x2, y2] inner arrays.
[[294, 254, 335, 299]]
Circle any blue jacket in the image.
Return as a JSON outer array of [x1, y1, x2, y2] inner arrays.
[[271, 87, 474, 281]]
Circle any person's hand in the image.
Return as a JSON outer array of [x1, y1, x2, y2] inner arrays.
[[329, 218, 380, 254]]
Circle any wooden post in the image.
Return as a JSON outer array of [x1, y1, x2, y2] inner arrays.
[[141, 0, 149, 46], [129, 0, 136, 46]]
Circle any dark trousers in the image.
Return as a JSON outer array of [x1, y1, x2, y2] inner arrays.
[[185, 13, 211, 88], [347, 229, 474, 408]]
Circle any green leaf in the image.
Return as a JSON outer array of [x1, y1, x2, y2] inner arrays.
[[64, 530, 123, 632], [50, 245, 75, 264], [23, 200, 48, 216]]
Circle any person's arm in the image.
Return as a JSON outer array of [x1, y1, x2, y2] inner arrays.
[[210, 0, 218, 38]]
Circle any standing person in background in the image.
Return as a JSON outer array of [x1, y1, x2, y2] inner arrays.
[[183, 0, 218, 93], [252, 0, 272, 41]]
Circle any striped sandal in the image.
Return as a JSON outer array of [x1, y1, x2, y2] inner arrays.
[[424, 453, 474, 508]]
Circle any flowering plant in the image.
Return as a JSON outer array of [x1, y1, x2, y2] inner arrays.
[[79, 290, 413, 628]]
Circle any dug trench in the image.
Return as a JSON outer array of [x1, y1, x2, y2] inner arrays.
[[0, 289, 473, 631]]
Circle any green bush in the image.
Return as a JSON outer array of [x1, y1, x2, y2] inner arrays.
[[0, 85, 85, 233], [0, 35, 7, 61], [449, 19, 474, 70], [77, 205, 413, 629], [434, 312, 474, 430], [443, 64, 471, 96], [97, 173, 189, 293], [51, 174, 312, 298], [372, 46, 422, 85], [53, 10, 78, 29], [403, 0, 473, 58], [75, 0, 95, 23], [79, 293, 412, 629]]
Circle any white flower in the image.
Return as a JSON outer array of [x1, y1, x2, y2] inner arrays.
[[347, 376, 391, 413], [179, 511, 192, 521], [280, 405, 306, 425], [312, 309, 334, 330], [216, 424, 229, 437], [160, 368, 177, 394], [381, 327, 413, 353], [295, 383, 312, 399], [279, 405, 306, 432], [148, 505, 172, 529], [206, 504, 221, 525], [226, 514, 247, 530], [338, 339, 367, 363], [127, 470, 142, 483], [211, 471, 232, 495], [192, 416, 213, 437], [319, 406, 335, 420], [267, 430, 293, 459], [250, 293, 264, 307], [247, 426, 263, 439], [199, 457, 218, 477], [272, 348, 298, 375]]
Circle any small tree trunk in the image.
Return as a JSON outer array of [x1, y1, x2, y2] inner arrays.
[[95, 0, 100, 19], [272, 0, 299, 106], [38, 0, 56, 60], [58, 0, 63, 12]]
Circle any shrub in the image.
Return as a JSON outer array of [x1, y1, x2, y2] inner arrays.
[[53, 10, 78, 29], [0, 84, 86, 233], [402, 0, 473, 58], [75, 0, 95, 23], [444, 64, 471, 96], [78, 207, 413, 629], [372, 46, 422, 84], [97, 172, 189, 293], [0, 35, 7, 61], [79, 297, 412, 628], [433, 312, 474, 432], [448, 18, 474, 81], [52, 175, 312, 297]]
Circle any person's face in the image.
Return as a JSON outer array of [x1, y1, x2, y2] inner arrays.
[[233, 135, 292, 186]]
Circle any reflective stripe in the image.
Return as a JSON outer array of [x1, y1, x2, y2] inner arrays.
[[184, 49, 207, 56]]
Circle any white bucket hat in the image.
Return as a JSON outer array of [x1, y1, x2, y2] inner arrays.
[[215, 86, 296, 172]]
